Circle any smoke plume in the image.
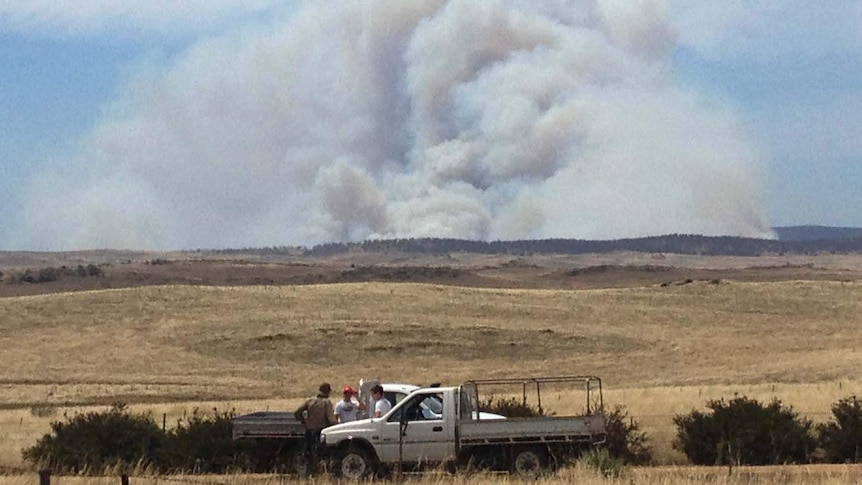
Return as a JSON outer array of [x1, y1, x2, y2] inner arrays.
[[14, 0, 773, 250]]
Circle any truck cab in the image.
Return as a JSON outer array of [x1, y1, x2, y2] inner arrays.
[[359, 381, 503, 421], [322, 386, 463, 477]]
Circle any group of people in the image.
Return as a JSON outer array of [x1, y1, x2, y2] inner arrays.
[[292, 381, 393, 475]]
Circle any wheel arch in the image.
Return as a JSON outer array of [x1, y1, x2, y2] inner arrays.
[[334, 437, 380, 462]]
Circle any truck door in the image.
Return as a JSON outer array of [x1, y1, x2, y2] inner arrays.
[[378, 390, 455, 465]]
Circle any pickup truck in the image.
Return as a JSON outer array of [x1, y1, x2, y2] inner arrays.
[[231, 381, 502, 473], [321, 376, 606, 479]]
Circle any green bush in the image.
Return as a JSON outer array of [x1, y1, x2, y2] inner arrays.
[[161, 408, 246, 473], [577, 448, 624, 479], [22, 404, 163, 473], [478, 395, 543, 417], [22, 405, 296, 474], [818, 395, 862, 463], [673, 396, 815, 465], [603, 405, 652, 465]]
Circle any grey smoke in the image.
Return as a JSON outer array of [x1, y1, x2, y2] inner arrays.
[[13, 0, 773, 250]]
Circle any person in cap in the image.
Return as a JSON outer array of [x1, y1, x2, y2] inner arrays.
[[294, 382, 337, 475], [334, 385, 365, 423]]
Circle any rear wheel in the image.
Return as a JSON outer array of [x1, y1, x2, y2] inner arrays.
[[511, 447, 547, 478], [336, 445, 375, 480], [290, 449, 309, 476]]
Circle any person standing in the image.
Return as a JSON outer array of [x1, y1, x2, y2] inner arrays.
[[371, 384, 392, 418], [334, 386, 364, 423], [294, 382, 336, 475]]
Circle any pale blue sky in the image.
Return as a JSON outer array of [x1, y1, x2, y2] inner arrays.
[[1, 1, 860, 250]]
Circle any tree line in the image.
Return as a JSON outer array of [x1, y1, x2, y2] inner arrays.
[[302, 234, 862, 258]]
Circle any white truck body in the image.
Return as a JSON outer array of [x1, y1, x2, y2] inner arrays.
[[322, 376, 606, 479], [231, 382, 502, 441]]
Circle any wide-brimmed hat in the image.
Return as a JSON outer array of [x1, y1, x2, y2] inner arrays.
[[319, 382, 332, 395]]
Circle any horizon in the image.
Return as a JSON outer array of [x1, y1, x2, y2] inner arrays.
[[2, 224, 862, 256]]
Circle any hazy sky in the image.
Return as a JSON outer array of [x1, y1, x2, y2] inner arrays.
[[1, 1, 860, 250]]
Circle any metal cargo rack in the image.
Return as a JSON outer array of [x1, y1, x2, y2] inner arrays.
[[462, 375, 603, 417]]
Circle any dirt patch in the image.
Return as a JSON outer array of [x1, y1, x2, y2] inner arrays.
[[196, 323, 644, 365]]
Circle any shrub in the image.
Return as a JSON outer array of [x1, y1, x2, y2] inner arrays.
[[19, 269, 38, 283], [22, 404, 163, 473], [161, 408, 246, 473], [673, 396, 815, 466], [603, 405, 652, 465], [85, 264, 103, 276], [478, 395, 542, 417], [38, 267, 60, 282], [577, 448, 624, 479], [818, 395, 862, 463]]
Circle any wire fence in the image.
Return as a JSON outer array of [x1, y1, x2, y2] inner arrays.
[[0, 469, 293, 485]]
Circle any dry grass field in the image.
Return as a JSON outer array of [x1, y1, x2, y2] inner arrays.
[[3, 466, 862, 485], [2, 253, 862, 482]]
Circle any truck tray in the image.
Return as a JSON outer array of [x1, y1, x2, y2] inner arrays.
[[232, 411, 305, 440], [459, 415, 606, 445]]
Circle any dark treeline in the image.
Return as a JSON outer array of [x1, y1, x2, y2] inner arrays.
[[204, 233, 862, 258], [773, 225, 862, 241], [303, 234, 862, 257]]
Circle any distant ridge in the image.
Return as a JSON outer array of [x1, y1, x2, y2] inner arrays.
[[8, 227, 860, 264], [772, 225, 862, 242], [297, 233, 862, 257], [197, 226, 862, 258]]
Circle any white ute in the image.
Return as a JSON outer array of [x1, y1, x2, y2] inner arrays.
[[322, 376, 606, 479], [231, 381, 499, 474]]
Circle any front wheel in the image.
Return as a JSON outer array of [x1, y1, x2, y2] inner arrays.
[[336, 446, 375, 480], [511, 447, 548, 479]]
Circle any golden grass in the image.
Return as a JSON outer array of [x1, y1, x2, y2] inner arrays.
[[1, 280, 861, 471], [4, 466, 862, 485]]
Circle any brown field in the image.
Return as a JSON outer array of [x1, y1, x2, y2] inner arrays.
[[2, 251, 862, 483]]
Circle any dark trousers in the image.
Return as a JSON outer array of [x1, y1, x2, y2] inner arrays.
[[304, 428, 323, 475]]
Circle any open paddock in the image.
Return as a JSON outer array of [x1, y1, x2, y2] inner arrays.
[[1, 275, 861, 472]]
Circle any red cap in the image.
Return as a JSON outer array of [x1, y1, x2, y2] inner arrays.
[[342, 386, 356, 395]]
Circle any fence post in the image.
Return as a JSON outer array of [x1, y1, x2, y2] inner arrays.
[[121, 473, 130, 485], [38, 469, 51, 485]]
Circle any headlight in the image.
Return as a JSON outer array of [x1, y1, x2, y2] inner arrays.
[[319, 433, 327, 444]]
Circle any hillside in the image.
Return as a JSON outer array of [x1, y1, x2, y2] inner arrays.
[[2, 227, 862, 298], [2, 280, 861, 408], [2, 251, 862, 298]]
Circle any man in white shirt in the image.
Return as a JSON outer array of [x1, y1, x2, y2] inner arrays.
[[334, 386, 363, 423], [371, 384, 392, 417]]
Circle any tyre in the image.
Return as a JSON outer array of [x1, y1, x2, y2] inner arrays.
[[336, 445, 375, 480], [511, 447, 547, 479], [290, 450, 309, 477]]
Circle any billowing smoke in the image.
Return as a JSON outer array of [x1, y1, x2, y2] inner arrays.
[[14, 0, 773, 250]]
